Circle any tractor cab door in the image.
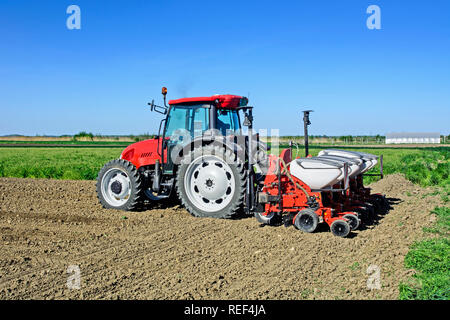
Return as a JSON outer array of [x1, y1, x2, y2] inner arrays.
[[216, 109, 241, 136], [162, 104, 210, 173]]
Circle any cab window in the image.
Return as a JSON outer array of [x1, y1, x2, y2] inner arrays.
[[164, 105, 210, 142], [217, 109, 241, 135]]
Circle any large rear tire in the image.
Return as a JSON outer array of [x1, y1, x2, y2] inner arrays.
[[96, 159, 144, 211], [176, 144, 246, 218]]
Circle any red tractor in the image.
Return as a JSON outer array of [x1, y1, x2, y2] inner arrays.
[[97, 88, 386, 237], [97, 88, 262, 219]]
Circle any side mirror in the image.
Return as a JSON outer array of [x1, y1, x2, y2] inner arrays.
[[148, 99, 168, 115], [147, 86, 169, 114]]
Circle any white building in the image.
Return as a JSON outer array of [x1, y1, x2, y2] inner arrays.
[[385, 132, 441, 144]]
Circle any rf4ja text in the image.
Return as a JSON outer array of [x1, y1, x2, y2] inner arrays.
[[184, 304, 266, 317]]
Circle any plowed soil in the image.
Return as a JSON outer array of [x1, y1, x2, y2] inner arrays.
[[0, 175, 442, 299]]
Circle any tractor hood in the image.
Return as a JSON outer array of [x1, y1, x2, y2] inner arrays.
[[120, 138, 165, 169]]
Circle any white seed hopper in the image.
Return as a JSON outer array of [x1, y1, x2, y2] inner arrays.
[[318, 149, 378, 174], [316, 155, 362, 178], [353, 151, 378, 172], [289, 157, 346, 189]]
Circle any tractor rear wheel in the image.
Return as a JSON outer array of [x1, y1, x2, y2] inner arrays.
[[176, 144, 246, 219], [96, 159, 144, 210]]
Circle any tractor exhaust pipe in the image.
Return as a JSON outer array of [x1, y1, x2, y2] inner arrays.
[[152, 159, 161, 193], [243, 107, 255, 213]]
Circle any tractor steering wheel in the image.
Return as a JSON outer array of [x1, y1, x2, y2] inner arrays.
[[169, 129, 190, 144]]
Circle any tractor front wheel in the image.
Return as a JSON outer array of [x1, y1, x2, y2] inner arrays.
[[96, 159, 144, 211]]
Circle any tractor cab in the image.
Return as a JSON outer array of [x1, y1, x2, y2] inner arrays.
[[164, 95, 245, 143], [148, 88, 249, 152]]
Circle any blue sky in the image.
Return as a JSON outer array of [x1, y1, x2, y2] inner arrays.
[[0, 0, 449, 136]]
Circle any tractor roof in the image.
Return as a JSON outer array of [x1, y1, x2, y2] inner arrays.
[[169, 94, 247, 109]]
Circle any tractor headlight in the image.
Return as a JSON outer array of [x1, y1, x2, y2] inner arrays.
[[121, 148, 134, 161]]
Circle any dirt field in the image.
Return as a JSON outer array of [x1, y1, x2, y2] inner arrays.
[[0, 174, 442, 300]]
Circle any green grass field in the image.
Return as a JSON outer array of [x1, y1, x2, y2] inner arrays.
[[399, 206, 450, 300], [0, 147, 123, 180]]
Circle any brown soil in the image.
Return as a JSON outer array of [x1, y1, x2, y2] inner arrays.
[[0, 174, 442, 300]]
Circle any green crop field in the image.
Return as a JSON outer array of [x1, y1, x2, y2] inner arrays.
[[0, 147, 123, 180], [399, 206, 450, 300]]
